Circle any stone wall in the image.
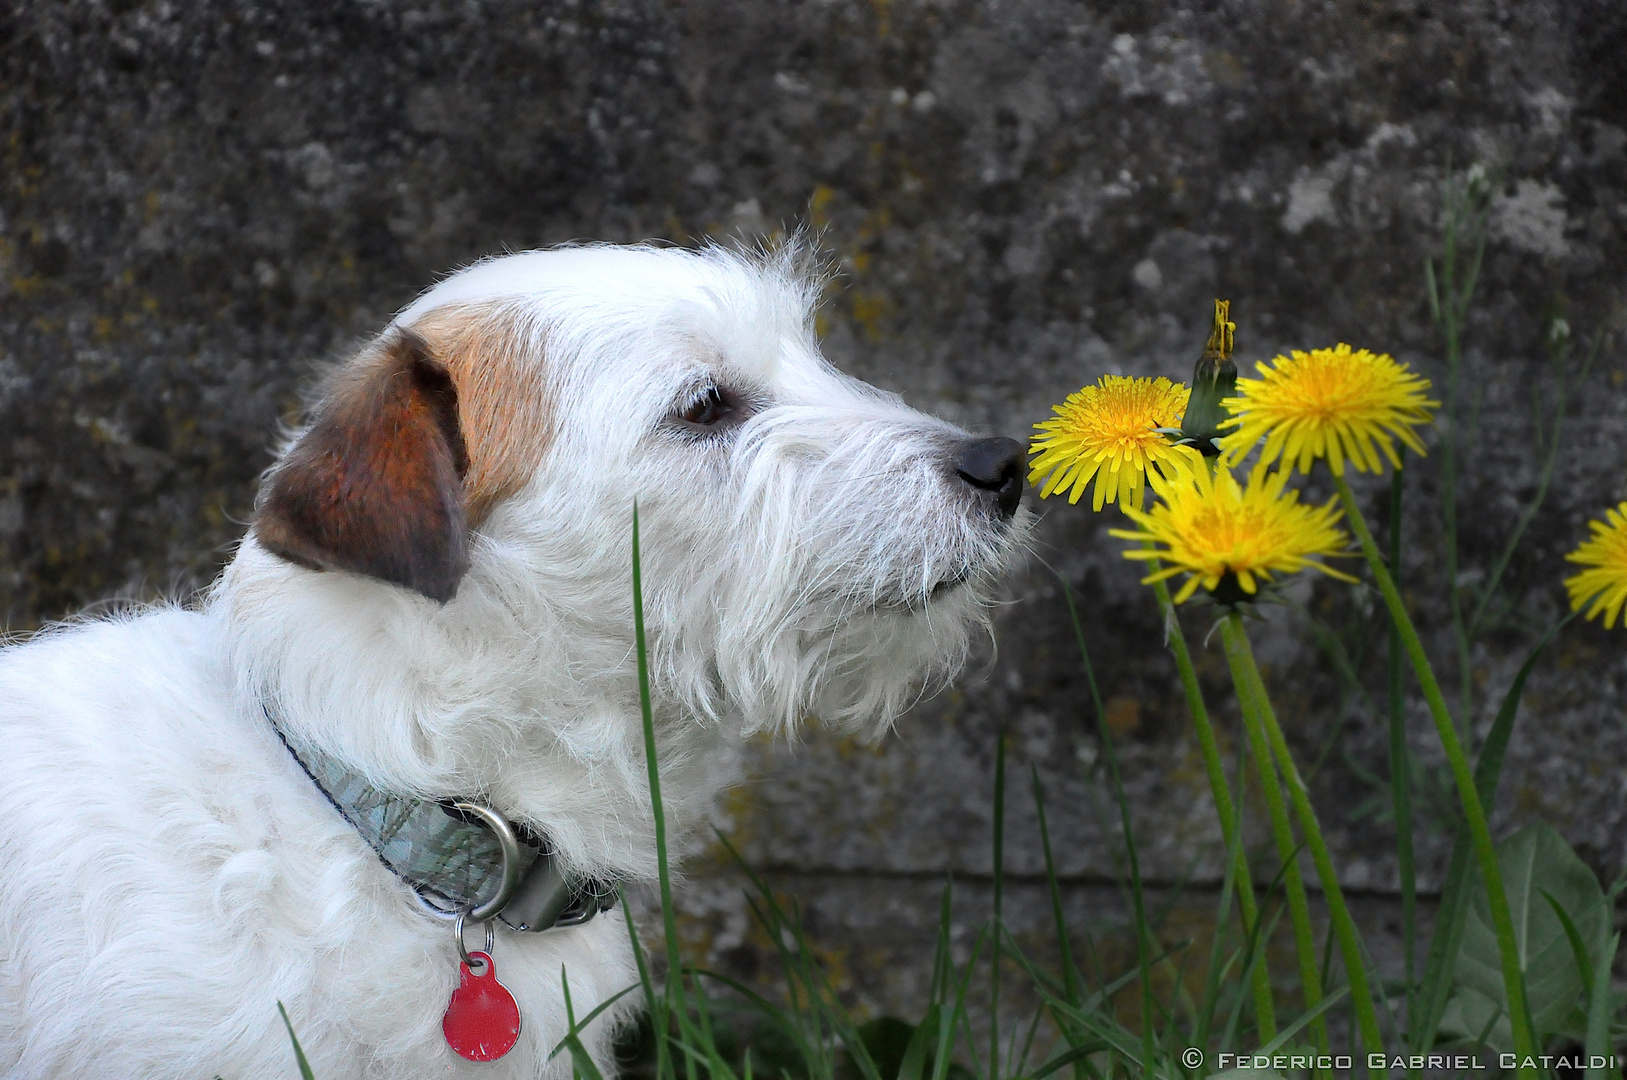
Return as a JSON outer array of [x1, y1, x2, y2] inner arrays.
[[3, 0, 1624, 1023]]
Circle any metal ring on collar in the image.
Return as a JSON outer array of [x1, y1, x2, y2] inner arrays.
[[450, 800, 526, 922], [454, 910, 496, 970]]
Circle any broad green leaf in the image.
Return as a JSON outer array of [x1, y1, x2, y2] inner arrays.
[[1443, 823, 1609, 1047]]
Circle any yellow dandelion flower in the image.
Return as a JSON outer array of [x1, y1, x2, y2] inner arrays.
[[1564, 502, 1627, 628], [1219, 343, 1439, 477], [1029, 375, 1201, 511], [1109, 464, 1357, 604]]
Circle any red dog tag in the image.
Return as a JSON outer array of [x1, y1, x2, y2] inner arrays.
[[442, 951, 522, 1061]]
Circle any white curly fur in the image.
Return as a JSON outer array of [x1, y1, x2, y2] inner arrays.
[[0, 243, 1029, 1079]]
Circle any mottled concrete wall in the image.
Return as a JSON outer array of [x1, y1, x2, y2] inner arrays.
[[4, 0, 1624, 1020]]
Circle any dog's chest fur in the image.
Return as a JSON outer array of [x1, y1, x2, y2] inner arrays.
[[0, 607, 640, 1077]]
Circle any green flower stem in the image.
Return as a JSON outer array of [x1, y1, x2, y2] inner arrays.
[[1333, 473, 1537, 1072], [1221, 613, 1385, 1068], [1387, 462, 1419, 1062], [1147, 566, 1277, 1042], [1216, 617, 1329, 1064]]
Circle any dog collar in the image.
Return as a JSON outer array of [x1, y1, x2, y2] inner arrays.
[[265, 707, 615, 932]]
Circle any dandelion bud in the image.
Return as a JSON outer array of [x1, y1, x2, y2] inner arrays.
[[1176, 299, 1237, 457], [1464, 162, 1491, 200]]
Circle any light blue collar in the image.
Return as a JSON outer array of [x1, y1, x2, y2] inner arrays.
[[268, 707, 615, 932]]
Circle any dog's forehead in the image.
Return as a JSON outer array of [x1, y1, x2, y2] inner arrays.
[[393, 245, 886, 454], [399, 246, 845, 398], [401, 247, 680, 318], [403, 245, 802, 336]]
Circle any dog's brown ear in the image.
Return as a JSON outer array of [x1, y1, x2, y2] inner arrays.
[[255, 331, 471, 603]]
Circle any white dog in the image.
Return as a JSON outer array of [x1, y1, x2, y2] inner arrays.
[[0, 244, 1029, 1078]]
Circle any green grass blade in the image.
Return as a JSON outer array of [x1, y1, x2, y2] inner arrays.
[[631, 503, 674, 962], [550, 985, 643, 1065], [1032, 766, 1081, 1010], [1045, 1002, 1145, 1070], [1000, 933, 1070, 1002], [1061, 579, 1157, 1071], [716, 852, 867, 1080], [1226, 614, 1384, 1068], [991, 731, 1007, 1080], [1029, 1042, 1113, 1080], [1541, 889, 1595, 1001], [1217, 811, 1300, 1054], [1255, 986, 1352, 1059], [686, 974, 729, 1080], [632, 503, 695, 1080], [934, 879, 953, 1004], [1386, 456, 1419, 1066], [1466, 331, 1603, 643], [276, 1001, 317, 1080], [1221, 904, 1288, 1055], [1585, 931, 1620, 1080], [1337, 458, 1539, 1069], [689, 969, 824, 1072], [1220, 617, 1330, 1065], [1147, 558, 1276, 1043], [619, 892, 672, 1080], [558, 968, 609, 1080], [1013, 999, 1046, 1077], [1412, 613, 1573, 1054], [936, 928, 987, 1080], [956, 933, 993, 1080], [1413, 837, 1474, 1056], [714, 836, 824, 1029], [1027, 769, 1109, 1079], [1036, 941, 1189, 1024], [1471, 613, 1572, 806], [897, 1006, 939, 1080], [1195, 751, 1248, 1053]]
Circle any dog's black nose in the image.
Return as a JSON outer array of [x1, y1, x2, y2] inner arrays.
[[954, 436, 1026, 519]]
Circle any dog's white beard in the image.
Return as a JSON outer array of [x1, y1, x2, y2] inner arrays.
[[638, 403, 1026, 739]]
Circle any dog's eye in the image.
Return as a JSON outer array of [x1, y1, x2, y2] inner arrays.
[[675, 385, 739, 431], [682, 387, 728, 425]]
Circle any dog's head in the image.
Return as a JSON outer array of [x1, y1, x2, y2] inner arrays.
[[241, 244, 1029, 743]]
